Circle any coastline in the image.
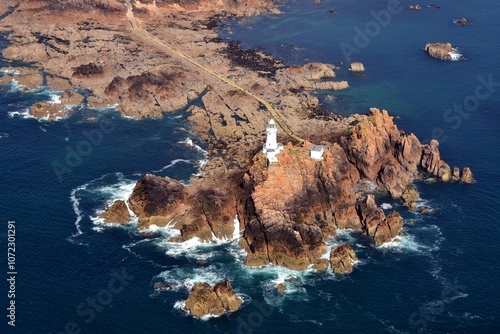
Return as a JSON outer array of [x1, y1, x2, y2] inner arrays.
[[0, 0, 478, 320]]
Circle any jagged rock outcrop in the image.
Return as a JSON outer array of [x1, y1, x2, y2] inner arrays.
[[184, 279, 242, 318], [128, 174, 186, 219], [401, 185, 419, 210], [357, 195, 404, 244], [421, 139, 451, 182], [242, 143, 359, 270], [461, 167, 475, 184], [116, 108, 472, 271], [330, 244, 358, 274], [276, 62, 348, 91], [373, 211, 404, 245], [127, 173, 236, 241], [99, 200, 131, 224]]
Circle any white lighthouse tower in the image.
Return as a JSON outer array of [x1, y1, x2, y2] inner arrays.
[[262, 119, 283, 163]]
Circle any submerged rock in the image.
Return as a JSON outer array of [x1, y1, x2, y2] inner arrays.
[[454, 17, 471, 25]]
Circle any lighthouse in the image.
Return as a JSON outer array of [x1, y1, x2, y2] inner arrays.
[[262, 119, 283, 163]]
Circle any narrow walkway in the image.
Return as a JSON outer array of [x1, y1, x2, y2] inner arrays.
[[124, 0, 304, 142]]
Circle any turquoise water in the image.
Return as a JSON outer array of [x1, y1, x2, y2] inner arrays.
[[1, 0, 500, 333]]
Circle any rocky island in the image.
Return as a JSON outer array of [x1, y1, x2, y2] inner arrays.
[[0, 0, 475, 319]]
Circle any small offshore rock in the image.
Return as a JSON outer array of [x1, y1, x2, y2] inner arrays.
[[330, 244, 358, 274], [184, 279, 242, 318], [421, 206, 435, 214], [154, 282, 178, 291], [408, 4, 422, 10], [424, 43, 461, 61], [461, 167, 475, 184], [349, 62, 365, 72], [454, 17, 470, 25], [277, 283, 287, 292]]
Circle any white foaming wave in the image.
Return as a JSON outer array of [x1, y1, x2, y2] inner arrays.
[[335, 229, 357, 243], [1, 69, 20, 75], [48, 92, 63, 104], [377, 233, 431, 253], [288, 316, 323, 327], [7, 108, 35, 120], [93, 103, 120, 112], [381, 203, 393, 210], [449, 50, 464, 61], [178, 137, 208, 172], [232, 215, 241, 242], [151, 159, 192, 173], [157, 235, 240, 260], [155, 265, 223, 292], [210, 215, 240, 245], [319, 236, 341, 260], [88, 178, 138, 227], [173, 300, 227, 320], [179, 138, 193, 146], [69, 172, 137, 237], [70, 184, 85, 236]]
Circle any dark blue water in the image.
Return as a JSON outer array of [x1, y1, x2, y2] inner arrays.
[[1, 0, 500, 333]]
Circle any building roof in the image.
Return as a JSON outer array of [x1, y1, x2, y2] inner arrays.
[[312, 145, 325, 152]]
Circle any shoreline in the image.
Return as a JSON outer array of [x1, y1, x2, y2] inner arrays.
[[0, 0, 476, 314]]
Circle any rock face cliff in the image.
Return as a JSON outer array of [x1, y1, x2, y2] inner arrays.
[[99, 108, 474, 271]]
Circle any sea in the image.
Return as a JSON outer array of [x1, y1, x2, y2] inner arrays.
[[1, 0, 499, 333]]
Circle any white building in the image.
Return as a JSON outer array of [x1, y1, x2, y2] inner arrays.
[[310, 145, 325, 160], [262, 119, 283, 163]]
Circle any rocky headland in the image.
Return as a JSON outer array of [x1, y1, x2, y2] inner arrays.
[[105, 108, 474, 273], [1, 0, 476, 318]]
